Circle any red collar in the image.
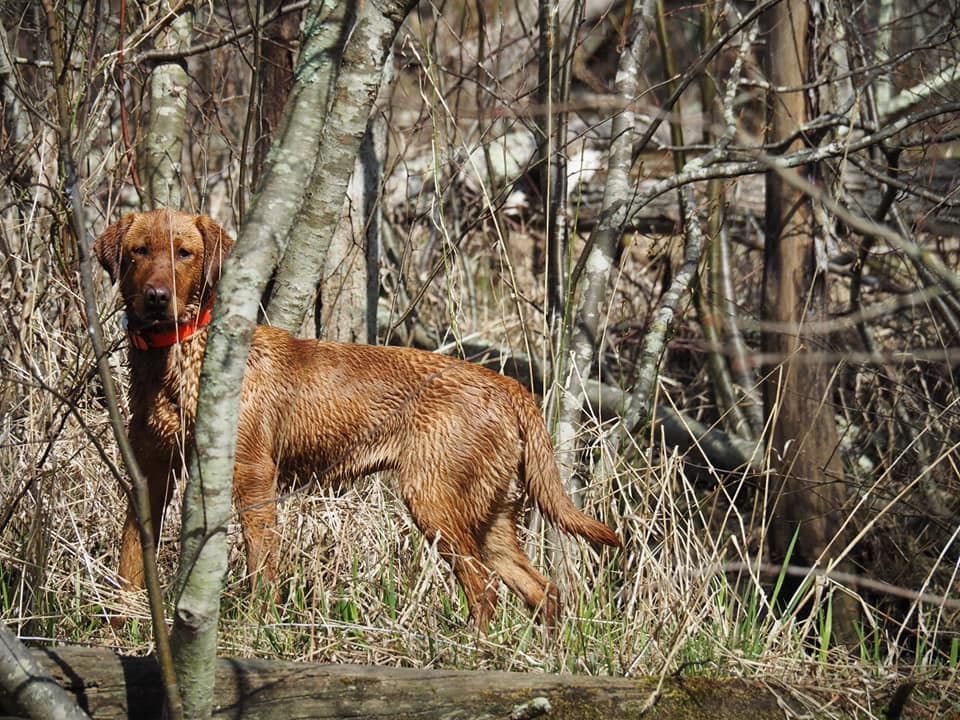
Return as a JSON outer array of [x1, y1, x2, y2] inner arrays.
[[128, 294, 216, 351]]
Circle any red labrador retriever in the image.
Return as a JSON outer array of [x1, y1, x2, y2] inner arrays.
[[95, 208, 620, 629]]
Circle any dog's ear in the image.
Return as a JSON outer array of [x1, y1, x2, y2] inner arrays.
[[93, 213, 136, 282], [194, 215, 236, 288]]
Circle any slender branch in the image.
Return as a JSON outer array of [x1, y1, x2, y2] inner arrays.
[[39, 1, 183, 717], [622, 100, 960, 227], [846, 151, 960, 209], [64, 167, 184, 720], [761, 153, 960, 294], [881, 59, 960, 118], [130, 0, 310, 66], [721, 562, 960, 611], [654, 0, 686, 174], [696, 2, 754, 440], [633, 182, 707, 421], [631, 0, 783, 160], [714, 3, 763, 436]]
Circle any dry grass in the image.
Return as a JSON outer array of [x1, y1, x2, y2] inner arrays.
[[0, 173, 957, 720], [2, 258, 958, 720], [1, 6, 958, 715]]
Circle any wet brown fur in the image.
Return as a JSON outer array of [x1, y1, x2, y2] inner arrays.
[[95, 208, 620, 630]]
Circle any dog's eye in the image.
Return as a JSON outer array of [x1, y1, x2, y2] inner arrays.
[[177, 248, 192, 260], [131, 246, 148, 257]]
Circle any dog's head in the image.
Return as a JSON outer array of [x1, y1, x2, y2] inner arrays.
[[94, 209, 235, 329]]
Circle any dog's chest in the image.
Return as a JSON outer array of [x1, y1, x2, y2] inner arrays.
[[130, 343, 204, 446]]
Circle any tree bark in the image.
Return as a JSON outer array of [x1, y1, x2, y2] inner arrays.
[[0, 628, 89, 720], [320, 123, 383, 342], [142, 2, 193, 209], [5, 645, 822, 720], [172, 1, 417, 717], [760, 0, 857, 640], [265, 2, 400, 334]]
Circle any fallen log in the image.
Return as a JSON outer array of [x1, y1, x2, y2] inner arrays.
[[0, 645, 829, 720]]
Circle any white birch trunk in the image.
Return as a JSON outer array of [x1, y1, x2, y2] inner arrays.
[[142, 3, 192, 209]]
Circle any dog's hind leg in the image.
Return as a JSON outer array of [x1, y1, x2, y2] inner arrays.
[[443, 541, 500, 631], [480, 511, 560, 627], [399, 474, 500, 631]]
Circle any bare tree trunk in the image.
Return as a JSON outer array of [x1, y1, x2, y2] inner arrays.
[[566, 0, 653, 427], [534, 0, 568, 322], [251, 0, 300, 190], [695, 1, 759, 440], [363, 114, 386, 345], [536, 0, 654, 573], [172, 1, 416, 717], [760, 0, 857, 642], [142, 2, 192, 209], [265, 4, 395, 335], [555, 0, 656, 495], [321, 123, 384, 342]]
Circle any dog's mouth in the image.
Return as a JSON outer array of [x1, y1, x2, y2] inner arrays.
[[128, 303, 198, 330], [139, 315, 173, 329], [125, 315, 174, 335]]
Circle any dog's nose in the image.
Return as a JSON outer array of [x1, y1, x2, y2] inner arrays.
[[144, 284, 170, 310]]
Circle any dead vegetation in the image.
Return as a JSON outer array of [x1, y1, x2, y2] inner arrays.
[[1, 1, 959, 718]]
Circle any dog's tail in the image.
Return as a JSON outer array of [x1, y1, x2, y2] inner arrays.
[[515, 387, 621, 548]]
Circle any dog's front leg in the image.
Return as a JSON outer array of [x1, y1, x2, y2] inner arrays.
[[233, 456, 280, 596], [117, 439, 178, 591]]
